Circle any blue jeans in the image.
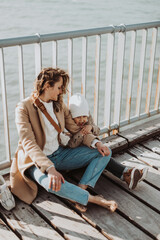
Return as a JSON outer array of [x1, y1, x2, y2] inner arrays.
[[27, 146, 112, 205]]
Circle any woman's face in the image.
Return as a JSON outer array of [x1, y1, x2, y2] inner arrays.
[[45, 77, 63, 101]]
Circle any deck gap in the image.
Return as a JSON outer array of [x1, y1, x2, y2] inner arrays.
[[126, 149, 159, 170], [57, 196, 112, 240], [30, 203, 67, 240], [115, 209, 157, 240], [143, 179, 160, 191], [139, 141, 160, 156], [155, 136, 160, 141], [0, 210, 22, 240], [117, 133, 130, 143]]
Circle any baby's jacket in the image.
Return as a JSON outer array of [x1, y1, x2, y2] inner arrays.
[[67, 114, 100, 148]]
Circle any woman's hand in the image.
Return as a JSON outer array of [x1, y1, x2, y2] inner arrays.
[[80, 125, 92, 135], [96, 142, 110, 157], [48, 167, 65, 192]]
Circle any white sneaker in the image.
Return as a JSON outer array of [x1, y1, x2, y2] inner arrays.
[[0, 175, 15, 210]]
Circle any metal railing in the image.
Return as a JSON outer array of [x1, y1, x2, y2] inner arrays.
[[0, 21, 160, 170]]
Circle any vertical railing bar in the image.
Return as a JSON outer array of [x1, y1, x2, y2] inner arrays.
[[145, 27, 158, 113], [18, 45, 25, 100], [94, 35, 101, 125], [114, 31, 126, 129], [154, 27, 159, 111], [154, 58, 160, 110], [0, 48, 11, 163], [0, 161, 10, 170], [68, 38, 73, 104], [104, 33, 115, 130], [136, 29, 148, 117], [81, 37, 87, 97], [52, 40, 58, 68], [35, 33, 42, 77], [125, 30, 136, 120]]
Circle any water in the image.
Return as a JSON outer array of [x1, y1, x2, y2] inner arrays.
[[0, 0, 159, 38], [0, 0, 160, 161]]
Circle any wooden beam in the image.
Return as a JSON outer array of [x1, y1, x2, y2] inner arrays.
[[0, 219, 19, 240], [118, 118, 160, 147], [128, 144, 160, 172], [0, 199, 63, 240], [32, 189, 108, 240], [101, 134, 128, 153]]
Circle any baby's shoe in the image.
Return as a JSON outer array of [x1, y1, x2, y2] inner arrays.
[[123, 168, 141, 190], [0, 175, 15, 210]]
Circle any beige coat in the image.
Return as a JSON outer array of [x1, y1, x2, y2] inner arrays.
[[10, 97, 96, 204]]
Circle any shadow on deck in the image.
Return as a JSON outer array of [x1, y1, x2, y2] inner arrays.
[[0, 118, 160, 240]]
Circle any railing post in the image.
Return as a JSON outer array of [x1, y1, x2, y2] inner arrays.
[[18, 45, 25, 100], [68, 38, 73, 104], [145, 28, 158, 113], [52, 40, 58, 68], [94, 35, 101, 125], [0, 48, 11, 165], [35, 33, 42, 77], [114, 27, 126, 129], [136, 29, 148, 116], [104, 32, 115, 130], [154, 58, 160, 110], [125, 30, 136, 120], [81, 37, 87, 96]]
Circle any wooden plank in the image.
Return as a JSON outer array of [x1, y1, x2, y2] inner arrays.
[[156, 136, 160, 142], [141, 138, 160, 154], [118, 118, 160, 146], [128, 144, 160, 171], [0, 199, 64, 240], [0, 218, 19, 240], [101, 134, 128, 153], [66, 175, 153, 240], [110, 151, 160, 191], [32, 189, 108, 240], [93, 176, 160, 239], [84, 204, 152, 240]]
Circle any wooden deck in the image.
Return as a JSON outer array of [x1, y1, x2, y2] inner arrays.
[[0, 118, 160, 240]]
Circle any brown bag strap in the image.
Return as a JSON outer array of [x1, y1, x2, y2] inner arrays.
[[35, 98, 62, 134]]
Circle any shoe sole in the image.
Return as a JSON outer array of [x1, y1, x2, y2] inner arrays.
[[129, 169, 141, 190], [139, 168, 148, 182]]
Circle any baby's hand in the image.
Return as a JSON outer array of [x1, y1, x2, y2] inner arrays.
[[80, 125, 92, 135]]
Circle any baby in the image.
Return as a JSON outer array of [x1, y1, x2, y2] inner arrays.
[[68, 93, 105, 151]]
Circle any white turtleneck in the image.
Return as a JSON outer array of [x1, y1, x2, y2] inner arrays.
[[39, 99, 59, 156]]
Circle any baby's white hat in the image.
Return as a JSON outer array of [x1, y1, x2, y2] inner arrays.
[[69, 93, 89, 118]]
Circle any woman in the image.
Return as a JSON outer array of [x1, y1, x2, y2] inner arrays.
[[10, 67, 143, 212]]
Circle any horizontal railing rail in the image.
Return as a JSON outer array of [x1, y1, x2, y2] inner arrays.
[[0, 20, 160, 170], [0, 21, 160, 48]]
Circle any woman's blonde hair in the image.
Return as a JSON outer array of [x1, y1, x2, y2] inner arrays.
[[33, 67, 69, 111]]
